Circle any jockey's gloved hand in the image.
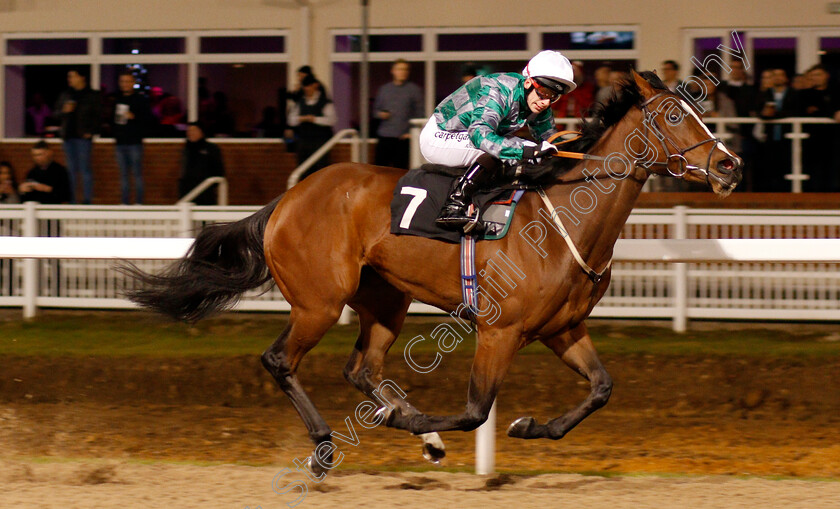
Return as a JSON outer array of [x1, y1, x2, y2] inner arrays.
[[537, 140, 559, 157], [521, 140, 558, 165]]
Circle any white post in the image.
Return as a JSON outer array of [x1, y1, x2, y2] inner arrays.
[[350, 136, 360, 163], [673, 205, 688, 333], [410, 120, 423, 170], [785, 120, 809, 194], [22, 201, 38, 319], [476, 399, 496, 475], [337, 306, 354, 325], [178, 201, 193, 238], [217, 178, 229, 206]]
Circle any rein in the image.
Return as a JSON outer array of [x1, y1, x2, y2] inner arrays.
[[547, 94, 730, 187], [536, 92, 726, 284]]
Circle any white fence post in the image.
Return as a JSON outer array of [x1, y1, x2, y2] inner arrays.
[[786, 120, 809, 194], [475, 399, 496, 475], [409, 119, 424, 170], [22, 201, 38, 319], [672, 206, 688, 333], [178, 201, 193, 238]]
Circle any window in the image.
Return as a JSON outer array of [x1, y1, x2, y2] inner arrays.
[[437, 33, 527, 52], [1, 31, 289, 138], [200, 36, 285, 54], [334, 34, 422, 53], [7, 38, 87, 56], [543, 31, 635, 50], [102, 37, 185, 55]]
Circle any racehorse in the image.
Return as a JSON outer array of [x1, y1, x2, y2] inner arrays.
[[124, 71, 741, 475]]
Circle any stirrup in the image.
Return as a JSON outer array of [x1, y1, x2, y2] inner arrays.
[[462, 212, 482, 234]]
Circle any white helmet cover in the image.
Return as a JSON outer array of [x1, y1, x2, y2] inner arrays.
[[522, 50, 577, 94]]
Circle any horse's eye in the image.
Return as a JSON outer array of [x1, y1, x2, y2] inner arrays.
[[668, 112, 681, 123]]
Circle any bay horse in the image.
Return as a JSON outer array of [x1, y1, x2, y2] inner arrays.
[[124, 71, 741, 474]]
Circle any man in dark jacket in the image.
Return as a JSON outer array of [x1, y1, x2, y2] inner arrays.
[[113, 71, 154, 204], [55, 68, 102, 204], [179, 123, 225, 205], [19, 140, 72, 204], [758, 68, 800, 192]]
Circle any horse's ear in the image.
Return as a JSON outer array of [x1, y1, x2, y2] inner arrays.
[[631, 69, 655, 98]]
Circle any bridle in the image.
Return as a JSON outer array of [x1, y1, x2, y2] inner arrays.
[[549, 92, 736, 188], [637, 92, 735, 188], [536, 91, 737, 284]]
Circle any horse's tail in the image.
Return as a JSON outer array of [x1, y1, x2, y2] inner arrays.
[[121, 195, 283, 322]]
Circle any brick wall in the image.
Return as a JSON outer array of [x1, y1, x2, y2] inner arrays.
[[0, 140, 375, 205], [4, 140, 837, 208]]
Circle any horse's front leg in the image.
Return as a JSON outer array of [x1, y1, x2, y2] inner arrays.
[[387, 327, 519, 434], [508, 322, 612, 440]]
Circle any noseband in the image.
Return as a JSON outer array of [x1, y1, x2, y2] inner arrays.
[[638, 93, 733, 188]]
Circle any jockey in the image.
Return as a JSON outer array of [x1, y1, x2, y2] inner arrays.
[[419, 50, 577, 232]]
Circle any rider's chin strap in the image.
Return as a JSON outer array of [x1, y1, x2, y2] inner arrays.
[[536, 187, 611, 284]]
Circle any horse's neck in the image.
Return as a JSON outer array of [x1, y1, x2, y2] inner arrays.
[[545, 112, 649, 269]]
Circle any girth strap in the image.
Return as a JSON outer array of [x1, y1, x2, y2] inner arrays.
[[536, 187, 611, 284]]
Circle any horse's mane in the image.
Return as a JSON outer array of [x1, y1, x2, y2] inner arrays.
[[522, 70, 668, 183]]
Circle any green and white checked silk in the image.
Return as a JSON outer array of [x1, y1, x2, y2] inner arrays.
[[433, 72, 557, 161]]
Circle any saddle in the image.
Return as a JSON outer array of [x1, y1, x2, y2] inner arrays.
[[390, 167, 527, 244]]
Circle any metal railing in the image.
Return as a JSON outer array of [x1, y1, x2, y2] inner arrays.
[[286, 129, 361, 189], [177, 176, 229, 206], [410, 116, 839, 193]]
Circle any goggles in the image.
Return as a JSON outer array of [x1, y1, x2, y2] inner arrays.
[[531, 77, 568, 103]]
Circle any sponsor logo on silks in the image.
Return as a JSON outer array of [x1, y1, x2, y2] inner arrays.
[[434, 131, 470, 142]]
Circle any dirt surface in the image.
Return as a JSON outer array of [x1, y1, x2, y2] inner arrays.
[[2, 347, 840, 508]]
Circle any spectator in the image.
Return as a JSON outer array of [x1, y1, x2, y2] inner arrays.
[[18, 140, 72, 204], [157, 93, 185, 137], [25, 92, 53, 137], [55, 68, 102, 204], [696, 75, 736, 120], [287, 75, 336, 179], [792, 73, 810, 91], [179, 122, 225, 205], [373, 59, 424, 169], [461, 64, 479, 84], [609, 70, 628, 93], [0, 161, 20, 204], [553, 60, 594, 118], [660, 60, 682, 93], [758, 69, 800, 192], [113, 71, 153, 205], [211, 91, 235, 137], [255, 106, 282, 138], [800, 65, 840, 191], [723, 58, 758, 191], [284, 65, 316, 149], [288, 65, 315, 104], [594, 65, 613, 104]]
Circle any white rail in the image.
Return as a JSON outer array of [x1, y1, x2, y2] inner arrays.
[[177, 177, 229, 206], [2, 203, 840, 330], [286, 128, 361, 189]]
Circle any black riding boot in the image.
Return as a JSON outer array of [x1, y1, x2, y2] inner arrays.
[[435, 160, 496, 232]]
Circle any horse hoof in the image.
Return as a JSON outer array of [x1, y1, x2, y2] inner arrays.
[[507, 416, 537, 439], [420, 432, 446, 464], [307, 455, 329, 478]]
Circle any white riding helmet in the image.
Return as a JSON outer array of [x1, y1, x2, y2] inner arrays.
[[522, 50, 577, 94]]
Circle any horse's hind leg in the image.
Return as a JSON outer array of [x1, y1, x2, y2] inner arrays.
[[261, 308, 342, 477], [343, 268, 446, 463], [385, 326, 520, 435], [507, 322, 613, 440]]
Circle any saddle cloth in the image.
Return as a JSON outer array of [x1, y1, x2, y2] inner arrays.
[[390, 169, 525, 244]]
